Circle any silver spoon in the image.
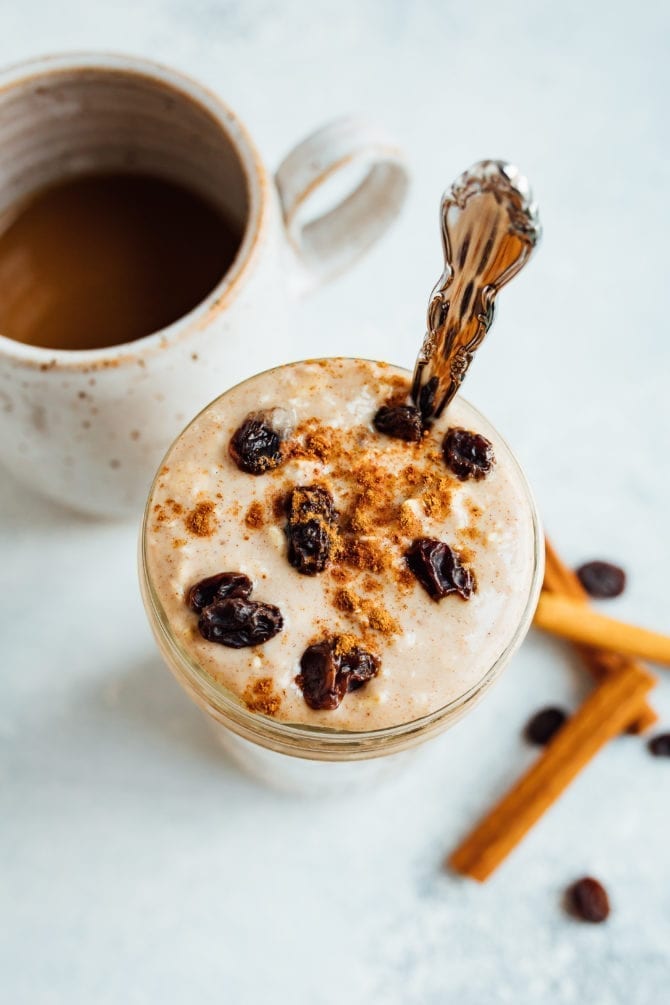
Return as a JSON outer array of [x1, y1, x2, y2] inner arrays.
[[411, 160, 541, 422]]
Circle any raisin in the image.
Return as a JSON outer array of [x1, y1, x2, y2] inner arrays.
[[648, 733, 670, 757], [566, 877, 610, 923], [229, 412, 285, 474], [442, 427, 495, 481], [187, 572, 253, 613], [524, 706, 568, 745], [198, 597, 283, 648], [340, 646, 379, 689], [405, 538, 474, 601], [286, 485, 337, 576], [576, 560, 626, 599], [296, 638, 380, 710], [373, 404, 423, 442], [297, 641, 345, 710]]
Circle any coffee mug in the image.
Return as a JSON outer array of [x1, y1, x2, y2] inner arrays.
[[0, 53, 408, 517]]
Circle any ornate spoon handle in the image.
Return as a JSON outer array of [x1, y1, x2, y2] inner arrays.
[[411, 160, 541, 422]]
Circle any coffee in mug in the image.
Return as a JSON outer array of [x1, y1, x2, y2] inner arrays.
[[0, 171, 242, 351]]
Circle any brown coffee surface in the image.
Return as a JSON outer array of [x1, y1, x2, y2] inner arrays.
[[0, 172, 242, 350]]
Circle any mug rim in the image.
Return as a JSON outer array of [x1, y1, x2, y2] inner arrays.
[[0, 51, 270, 371]]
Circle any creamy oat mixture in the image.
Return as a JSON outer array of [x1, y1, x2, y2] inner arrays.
[[144, 358, 537, 731]]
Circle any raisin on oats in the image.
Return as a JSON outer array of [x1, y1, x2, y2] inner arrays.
[[373, 404, 423, 443], [297, 639, 379, 710], [405, 538, 474, 601], [229, 413, 284, 475], [187, 572, 253, 613], [442, 427, 495, 481], [198, 597, 283, 648], [286, 485, 337, 576]]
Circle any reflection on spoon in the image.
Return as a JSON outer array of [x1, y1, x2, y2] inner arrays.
[[411, 160, 541, 422]]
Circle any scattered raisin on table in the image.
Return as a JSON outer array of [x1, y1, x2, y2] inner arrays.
[[229, 411, 286, 475], [442, 427, 495, 481], [405, 538, 474, 601], [576, 560, 626, 599], [286, 485, 337, 576], [566, 877, 610, 923], [373, 404, 423, 442], [198, 597, 283, 648], [187, 572, 253, 613], [524, 707, 568, 745], [297, 638, 379, 710], [648, 733, 670, 757]]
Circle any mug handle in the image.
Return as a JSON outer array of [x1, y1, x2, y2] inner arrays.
[[275, 117, 408, 295]]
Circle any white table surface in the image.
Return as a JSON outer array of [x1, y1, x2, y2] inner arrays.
[[2, 1, 669, 1002]]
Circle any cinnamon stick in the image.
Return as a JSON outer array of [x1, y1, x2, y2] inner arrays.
[[534, 593, 670, 667], [448, 661, 656, 881], [543, 539, 657, 733]]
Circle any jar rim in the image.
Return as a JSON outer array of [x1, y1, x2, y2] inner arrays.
[[139, 357, 544, 760]]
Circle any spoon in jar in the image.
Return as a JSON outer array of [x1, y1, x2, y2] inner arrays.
[[411, 160, 541, 423]]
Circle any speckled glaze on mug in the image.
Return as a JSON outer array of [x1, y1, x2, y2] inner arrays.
[[0, 53, 408, 517]]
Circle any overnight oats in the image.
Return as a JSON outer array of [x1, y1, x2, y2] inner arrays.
[[139, 162, 544, 790], [140, 358, 542, 787]]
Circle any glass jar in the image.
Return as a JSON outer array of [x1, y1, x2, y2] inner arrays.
[[139, 362, 544, 793]]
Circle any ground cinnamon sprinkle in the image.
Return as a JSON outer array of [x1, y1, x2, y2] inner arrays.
[[244, 501, 265, 529], [333, 586, 401, 636], [334, 586, 358, 612], [153, 498, 186, 526], [350, 508, 375, 535], [421, 476, 453, 520], [467, 501, 484, 520], [333, 633, 362, 658], [363, 601, 400, 635], [402, 463, 427, 487], [243, 677, 282, 716], [184, 500, 217, 537], [460, 524, 486, 546], [387, 374, 412, 394], [342, 537, 386, 574], [399, 500, 423, 537], [283, 420, 337, 464], [271, 491, 287, 519], [304, 429, 334, 462], [397, 567, 417, 592]]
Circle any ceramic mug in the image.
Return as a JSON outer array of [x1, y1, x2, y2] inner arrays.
[[0, 53, 408, 517]]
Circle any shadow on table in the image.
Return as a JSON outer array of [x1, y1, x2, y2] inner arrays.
[[97, 652, 291, 799], [0, 461, 110, 530], [96, 652, 244, 773]]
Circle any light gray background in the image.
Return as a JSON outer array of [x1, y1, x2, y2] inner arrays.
[[1, 1, 669, 1002]]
